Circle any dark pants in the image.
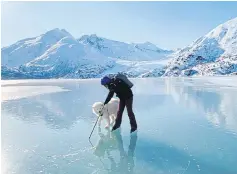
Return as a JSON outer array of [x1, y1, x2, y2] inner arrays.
[[113, 97, 137, 129]]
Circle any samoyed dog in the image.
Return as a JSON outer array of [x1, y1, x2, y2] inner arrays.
[[92, 98, 119, 128]]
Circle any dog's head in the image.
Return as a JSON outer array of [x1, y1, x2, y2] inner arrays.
[[92, 102, 104, 116]]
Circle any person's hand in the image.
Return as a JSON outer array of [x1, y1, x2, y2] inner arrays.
[[103, 103, 107, 109]]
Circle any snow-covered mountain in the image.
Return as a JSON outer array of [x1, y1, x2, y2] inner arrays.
[[2, 17, 237, 79], [163, 17, 237, 77], [1, 29, 172, 79], [78, 34, 172, 61], [1, 66, 32, 79], [2, 29, 74, 68]]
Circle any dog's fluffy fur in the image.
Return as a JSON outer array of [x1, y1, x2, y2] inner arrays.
[[92, 98, 119, 128]]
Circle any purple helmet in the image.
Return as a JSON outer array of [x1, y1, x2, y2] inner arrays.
[[101, 76, 112, 85]]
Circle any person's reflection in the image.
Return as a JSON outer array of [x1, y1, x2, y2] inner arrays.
[[93, 128, 137, 174]]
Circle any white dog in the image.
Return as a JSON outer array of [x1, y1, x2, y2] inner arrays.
[[92, 98, 119, 128]]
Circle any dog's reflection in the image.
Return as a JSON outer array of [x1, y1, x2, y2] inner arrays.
[[93, 127, 137, 173]]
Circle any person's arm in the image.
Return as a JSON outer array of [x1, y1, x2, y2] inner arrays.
[[104, 90, 114, 105]]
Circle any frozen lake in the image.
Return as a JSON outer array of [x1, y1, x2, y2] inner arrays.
[[2, 77, 237, 174]]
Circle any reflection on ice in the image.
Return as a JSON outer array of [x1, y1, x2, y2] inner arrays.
[[93, 128, 137, 174], [164, 78, 237, 133]]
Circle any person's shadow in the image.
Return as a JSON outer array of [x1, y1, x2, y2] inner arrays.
[[93, 128, 138, 174]]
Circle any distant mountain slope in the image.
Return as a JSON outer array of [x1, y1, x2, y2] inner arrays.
[[163, 17, 237, 76], [1, 29, 172, 79]]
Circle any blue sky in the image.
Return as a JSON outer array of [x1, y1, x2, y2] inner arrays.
[[2, 1, 237, 50]]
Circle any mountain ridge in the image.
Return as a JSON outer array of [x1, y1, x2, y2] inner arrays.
[[1, 17, 237, 79]]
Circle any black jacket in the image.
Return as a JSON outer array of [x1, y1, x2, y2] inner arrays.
[[104, 78, 133, 104]]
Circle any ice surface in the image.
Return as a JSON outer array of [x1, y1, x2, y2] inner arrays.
[[1, 85, 69, 101], [1, 78, 237, 174]]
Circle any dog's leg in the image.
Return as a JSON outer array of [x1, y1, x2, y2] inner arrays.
[[113, 115, 116, 124], [110, 116, 113, 125], [105, 115, 110, 129], [98, 116, 102, 127], [110, 115, 115, 125]]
